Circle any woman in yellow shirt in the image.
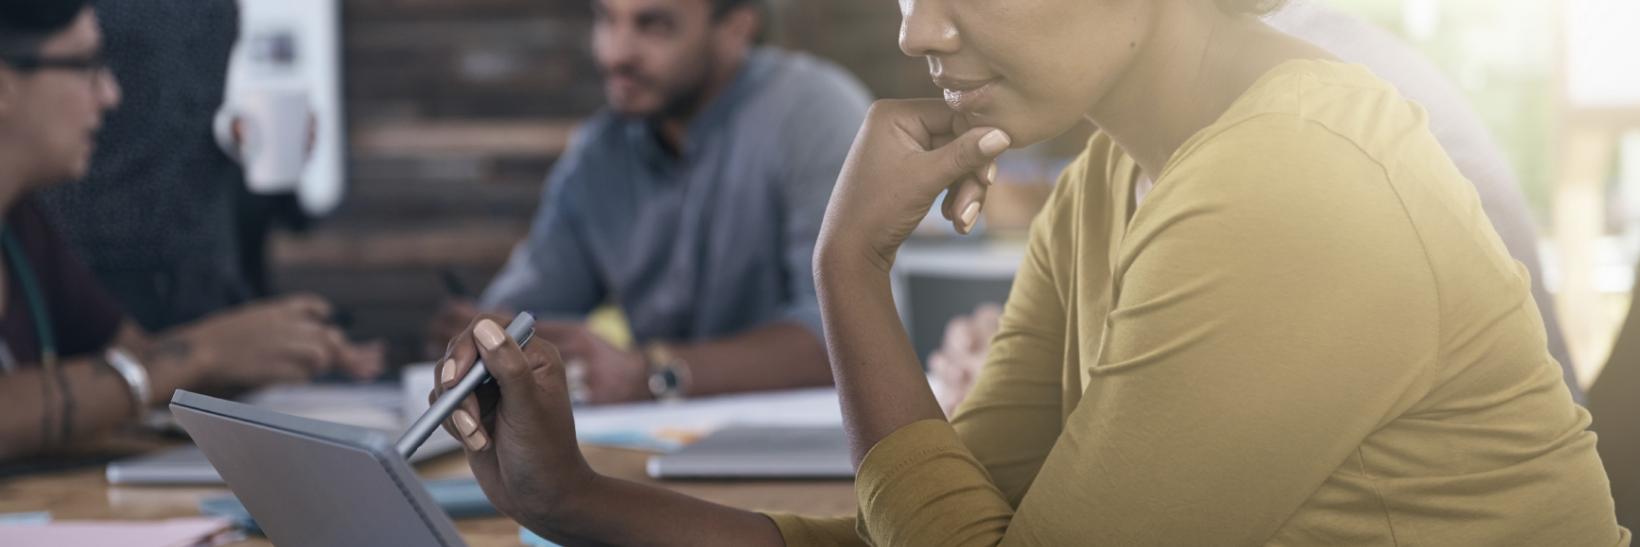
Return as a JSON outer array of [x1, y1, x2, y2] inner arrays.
[[431, 0, 1629, 544]]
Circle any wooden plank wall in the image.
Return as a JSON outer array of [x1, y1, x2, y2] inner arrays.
[[271, 0, 930, 364]]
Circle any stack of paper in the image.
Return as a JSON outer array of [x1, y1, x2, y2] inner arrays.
[[573, 388, 843, 451], [0, 517, 237, 547]]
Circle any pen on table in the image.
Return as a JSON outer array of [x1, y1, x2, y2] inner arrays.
[[441, 268, 470, 299], [328, 307, 355, 330], [397, 311, 535, 459]]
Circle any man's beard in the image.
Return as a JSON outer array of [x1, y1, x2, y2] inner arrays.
[[655, 52, 715, 121], [603, 48, 716, 121]]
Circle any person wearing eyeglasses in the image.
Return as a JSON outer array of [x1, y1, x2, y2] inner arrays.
[[32, 0, 270, 330], [0, 0, 375, 464]]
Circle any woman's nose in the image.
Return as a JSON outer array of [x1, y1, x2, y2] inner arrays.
[[899, 0, 960, 58]]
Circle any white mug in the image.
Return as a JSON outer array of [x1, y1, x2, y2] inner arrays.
[[218, 87, 312, 194]]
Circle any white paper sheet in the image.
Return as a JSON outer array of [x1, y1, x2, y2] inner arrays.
[[573, 388, 843, 451], [0, 517, 237, 547]]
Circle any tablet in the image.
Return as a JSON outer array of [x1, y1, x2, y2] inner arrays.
[[171, 390, 468, 547], [112, 384, 461, 486]]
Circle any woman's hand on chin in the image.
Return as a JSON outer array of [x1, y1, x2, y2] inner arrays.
[[815, 99, 1011, 275]]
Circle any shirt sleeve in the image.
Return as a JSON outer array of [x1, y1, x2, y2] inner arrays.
[[944, 153, 1084, 507], [768, 68, 871, 339], [479, 132, 607, 316], [766, 514, 866, 547], [762, 142, 1087, 546], [849, 118, 1442, 546]]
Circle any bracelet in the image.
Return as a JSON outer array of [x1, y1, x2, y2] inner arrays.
[[104, 348, 151, 419]]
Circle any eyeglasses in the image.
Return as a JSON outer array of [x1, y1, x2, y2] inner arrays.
[[0, 52, 111, 89]]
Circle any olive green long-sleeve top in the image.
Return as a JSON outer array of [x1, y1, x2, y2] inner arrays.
[[771, 60, 1628, 546]]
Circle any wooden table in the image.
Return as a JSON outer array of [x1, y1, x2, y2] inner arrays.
[[0, 444, 857, 546]]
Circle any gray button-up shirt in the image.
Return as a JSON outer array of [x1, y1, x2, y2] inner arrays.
[[481, 48, 871, 344]]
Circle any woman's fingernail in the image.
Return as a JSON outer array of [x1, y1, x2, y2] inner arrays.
[[464, 432, 488, 451], [440, 359, 457, 385], [475, 320, 506, 351], [960, 202, 981, 229], [453, 409, 478, 437], [985, 163, 998, 184], [979, 129, 1011, 156]]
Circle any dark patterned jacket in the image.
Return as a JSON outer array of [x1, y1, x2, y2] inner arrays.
[[38, 0, 248, 331]]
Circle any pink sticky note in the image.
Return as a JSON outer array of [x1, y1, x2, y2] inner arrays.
[[0, 517, 235, 547]]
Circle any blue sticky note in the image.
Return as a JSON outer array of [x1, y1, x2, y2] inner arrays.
[[0, 511, 50, 525], [578, 430, 685, 453], [520, 527, 563, 546]]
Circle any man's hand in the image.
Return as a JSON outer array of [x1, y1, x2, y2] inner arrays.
[[427, 299, 494, 359], [231, 112, 319, 160], [929, 303, 1003, 416], [170, 294, 347, 388], [534, 322, 650, 405], [335, 339, 387, 381]]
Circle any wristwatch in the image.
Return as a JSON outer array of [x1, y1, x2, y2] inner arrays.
[[104, 347, 151, 419], [644, 343, 691, 402]]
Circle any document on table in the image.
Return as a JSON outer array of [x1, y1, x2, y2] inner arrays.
[[109, 383, 459, 485], [142, 383, 406, 433], [573, 387, 843, 451], [0, 517, 238, 547]]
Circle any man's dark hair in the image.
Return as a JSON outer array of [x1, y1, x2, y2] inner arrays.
[[1216, 0, 1287, 16], [710, 0, 769, 44], [0, 0, 89, 57]]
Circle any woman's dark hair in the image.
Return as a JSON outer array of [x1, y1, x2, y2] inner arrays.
[[0, 0, 89, 56], [1215, 0, 1288, 16]]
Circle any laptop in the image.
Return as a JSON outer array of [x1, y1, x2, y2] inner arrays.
[[170, 390, 468, 547], [646, 425, 854, 480]]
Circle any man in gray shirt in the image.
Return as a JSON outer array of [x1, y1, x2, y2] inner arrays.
[[432, 0, 870, 403]]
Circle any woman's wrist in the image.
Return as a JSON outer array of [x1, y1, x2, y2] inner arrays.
[[135, 335, 208, 397], [816, 238, 896, 280], [520, 466, 607, 539]]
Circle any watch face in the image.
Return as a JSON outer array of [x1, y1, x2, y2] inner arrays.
[[649, 367, 681, 398]]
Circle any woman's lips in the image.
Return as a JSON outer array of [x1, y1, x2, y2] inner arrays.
[[936, 77, 1000, 113]]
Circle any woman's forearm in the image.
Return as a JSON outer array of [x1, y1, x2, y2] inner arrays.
[[815, 250, 946, 467], [671, 322, 832, 397], [114, 320, 206, 400], [0, 356, 162, 461], [527, 473, 785, 547], [0, 325, 203, 462]]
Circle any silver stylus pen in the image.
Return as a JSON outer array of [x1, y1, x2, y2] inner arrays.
[[397, 312, 535, 459]]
